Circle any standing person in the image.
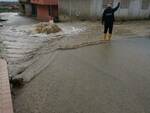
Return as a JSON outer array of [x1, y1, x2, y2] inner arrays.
[[102, 2, 120, 41]]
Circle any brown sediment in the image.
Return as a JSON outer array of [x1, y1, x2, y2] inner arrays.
[[35, 22, 61, 34]]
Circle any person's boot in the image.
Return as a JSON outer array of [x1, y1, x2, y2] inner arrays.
[[108, 34, 112, 41], [103, 33, 107, 40]]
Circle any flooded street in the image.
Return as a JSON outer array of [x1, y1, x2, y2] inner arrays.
[[0, 12, 150, 113], [14, 37, 150, 113], [0, 13, 150, 80], [0, 13, 51, 77], [0, 13, 87, 78]]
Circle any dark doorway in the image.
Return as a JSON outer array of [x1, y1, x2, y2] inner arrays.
[[49, 5, 58, 17], [32, 4, 37, 17], [21, 4, 25, 14], [49, 5, 59, 22]]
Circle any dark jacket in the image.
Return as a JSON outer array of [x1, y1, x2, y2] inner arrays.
[[102, 2, 120, 24]]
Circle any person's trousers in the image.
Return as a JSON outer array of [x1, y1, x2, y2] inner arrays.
[[104, 23, 113, 34]]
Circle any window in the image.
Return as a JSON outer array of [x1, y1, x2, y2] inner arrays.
[[142, 0, 149, 9], [120, 0, 129, 9], [103, 0, 114, 8]]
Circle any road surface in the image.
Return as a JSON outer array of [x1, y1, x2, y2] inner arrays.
[[14, 37, 150, 113]]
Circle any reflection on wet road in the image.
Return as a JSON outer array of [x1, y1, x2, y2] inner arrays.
[[14, 37, 150, 113]]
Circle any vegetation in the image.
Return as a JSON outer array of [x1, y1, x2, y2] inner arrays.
[[0, 2, 19, 13], [0, 7, 18, 13]]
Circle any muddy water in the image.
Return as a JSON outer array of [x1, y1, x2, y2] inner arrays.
[[0, 13, 56, 77], [0, 13, 88, 79], [14, 37, 150, 113], [0, 13, 150, 81], [1, 27, 50, 76]]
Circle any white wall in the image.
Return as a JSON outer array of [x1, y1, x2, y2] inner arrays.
[[59, 0, 90, 17], [25, 4, 32, 16], [139, 0, 150, 18], [90, 0, 103, 18], [59, 0, 150, 20]]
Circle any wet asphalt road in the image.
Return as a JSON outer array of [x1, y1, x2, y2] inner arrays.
[[14, 37, 150, 113]]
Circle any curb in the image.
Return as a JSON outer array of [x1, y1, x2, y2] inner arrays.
[[0, 59, 14, 113]]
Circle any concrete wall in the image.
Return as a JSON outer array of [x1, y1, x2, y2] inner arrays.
[[90, 0, 103, 18], [25, 4, 32, 16], [59, 0, 91, 18], [58, 0, 150, 20]]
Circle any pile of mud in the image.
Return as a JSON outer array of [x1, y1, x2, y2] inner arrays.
[[35, 22, 61, 34]]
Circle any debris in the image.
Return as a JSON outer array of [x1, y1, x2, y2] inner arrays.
[[0, 18, 7, 22], [0, 23, 3, 27], [10, 77, 24, 88], [35, 22, 61, 34]]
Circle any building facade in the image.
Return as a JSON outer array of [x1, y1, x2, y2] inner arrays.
[[59, 0, 150, 20], [19, 0, 32, 16], [31, 0, 58, 21], [19, 0, 58, 21]]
